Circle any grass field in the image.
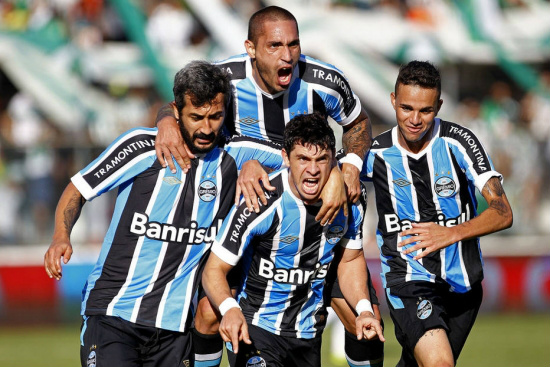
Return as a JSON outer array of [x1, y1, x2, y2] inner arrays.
[[0, 312, 548, 367]]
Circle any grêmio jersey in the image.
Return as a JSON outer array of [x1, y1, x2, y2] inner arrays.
[[71, 127, 238, 332], [215, 53, 362, 145], [362, 119, 501, 296], [211, 168, 365, 339]]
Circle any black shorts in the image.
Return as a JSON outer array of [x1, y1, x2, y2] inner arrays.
[[226, 324, 322, 367], [324, 265, 379, 305], [386, 281, 483, 367], [80, 315, 192, 367]]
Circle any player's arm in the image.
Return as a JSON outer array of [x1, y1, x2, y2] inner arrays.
[[399, 176, 513, 259], [44, 182, 86, 280], [337, 247, 385, 342], [340, 107, 372, 203], [202, 253, 251, 353], [154, 102, 194, 173]]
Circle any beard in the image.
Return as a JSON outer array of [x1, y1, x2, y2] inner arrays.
[[181, 127, 221, 154]]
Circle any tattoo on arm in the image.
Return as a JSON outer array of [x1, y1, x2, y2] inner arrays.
[[342, 117, 371, 159], [155, 103, 176, 126], [63, 195, 85, 234], [484, 177, 510, 216]]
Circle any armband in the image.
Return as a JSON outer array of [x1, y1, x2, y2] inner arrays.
[[355, 298, 374, 315], [339, 153, 363, 172], [219, 297, 241, 316]]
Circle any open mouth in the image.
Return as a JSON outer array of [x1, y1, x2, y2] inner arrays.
[[277, 67, 292, 86], [302, 178, 319, 195]]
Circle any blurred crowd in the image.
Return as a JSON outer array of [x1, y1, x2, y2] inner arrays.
[[0, 0, 549, 245]]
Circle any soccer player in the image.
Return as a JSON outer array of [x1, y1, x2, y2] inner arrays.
[[202, 113, 384, 367], [43, 61, 237, 367], [362, 60, 513, 367], [153, 6, 383, 367]]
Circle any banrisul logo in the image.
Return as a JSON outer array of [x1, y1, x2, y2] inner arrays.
[[198, 180, 217, 202], [434, 176, 456, 198]]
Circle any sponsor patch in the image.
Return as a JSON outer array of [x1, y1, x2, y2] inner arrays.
[[417, 299, 433, 320], [434, 176, 456, 198], [326, 225, 344, 245], [198, 180, 217, 202], [246, 355, 267, 367]]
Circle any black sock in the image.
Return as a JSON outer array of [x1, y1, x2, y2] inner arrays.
[[344, 329, 384, 367], [192, 328, 223, 367]]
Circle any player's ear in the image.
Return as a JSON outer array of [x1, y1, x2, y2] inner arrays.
[[282, 148, 290, 167], [436, 99, 443, 116], [390, 92, 397, 111], [173, 104, 180, 121], [245, 40, 256, 58]]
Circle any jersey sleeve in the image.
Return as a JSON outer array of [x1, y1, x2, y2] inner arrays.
[[225, 135, 284, 171], [300, 56, 362, 127], [445, 124, 502, 192], [211, 200, 276, 266], [71, 128, 158, 200], [339, 200, 364, 250]]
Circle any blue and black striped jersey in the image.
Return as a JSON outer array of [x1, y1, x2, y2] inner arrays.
[[362, 119, 501, 296], [212, 169, 365, 339], [72, 127, 238, 332], [215, 53, 362, 145]]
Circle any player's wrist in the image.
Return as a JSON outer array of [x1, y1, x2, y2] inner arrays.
[[355, 298, 374, 315], [340, 153, 363, 172], [219, 297, 241, 316]]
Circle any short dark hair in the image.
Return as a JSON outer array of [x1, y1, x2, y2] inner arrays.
[[173, 60, 231, 113], [283, 113, 335, 155], [248, 6, 298, 44], [395, 60, 441, 98]]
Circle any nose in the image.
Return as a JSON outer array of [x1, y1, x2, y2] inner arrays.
[[410, 111, 421, 125], [281, 46, 292, 62], [201, 119, 213, 134], [307, 160, 320, 174]]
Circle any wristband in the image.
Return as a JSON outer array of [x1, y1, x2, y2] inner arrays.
[[355, 298, 374, 315], [219, 297, 241, 316], [339, 153, 364, 172]]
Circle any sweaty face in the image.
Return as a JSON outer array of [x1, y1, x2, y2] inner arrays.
[[246, 19, 301, 94], [391, 84, 442, 153], [179, 93, 225, 154], [283, 143, 333, 205]]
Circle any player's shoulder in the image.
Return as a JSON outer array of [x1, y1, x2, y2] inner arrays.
[[298, 54, 348, 84], [214, 53, 248, 81], [371, 127, 394, 150], [106, 127, 158, 153], [437, 119, 481, 143]]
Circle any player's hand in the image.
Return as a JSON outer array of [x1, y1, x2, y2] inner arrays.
[[317, 165, 348, 226], [356, 311, 385, 342], [44, 239, 73, 281], [398, 222, 458, 260], [219, 308, 251, 354], [235, 160, 276, 213], [341, 163, 361, 203], [155, 117, 194, 173]]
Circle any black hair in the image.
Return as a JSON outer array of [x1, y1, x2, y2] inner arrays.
[[248, 6, 298, 44], [395, 60, 441, 98], [283, 113, 335, 155], [173, 60, 231, 113]]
